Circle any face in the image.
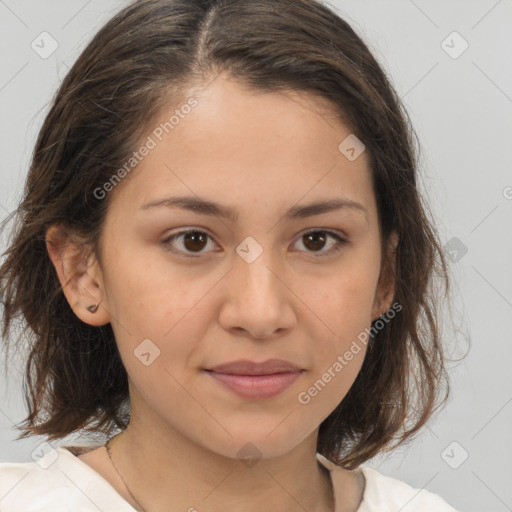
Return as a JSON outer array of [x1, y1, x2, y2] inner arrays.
[[49, 75, 395, 460]]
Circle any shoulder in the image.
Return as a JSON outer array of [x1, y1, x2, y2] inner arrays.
[[317, 454, 458, 512], [357, 465, 459, 512], [0, 449, 76, 511], [0, 446, 135, 512]]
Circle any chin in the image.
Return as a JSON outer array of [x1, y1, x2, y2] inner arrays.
[[200, 423, 314, 462]]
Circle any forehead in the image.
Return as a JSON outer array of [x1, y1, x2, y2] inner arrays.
[[108, 76, 374, 219]]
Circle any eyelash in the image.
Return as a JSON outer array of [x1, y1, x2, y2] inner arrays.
[[162, 229, 348, 259]]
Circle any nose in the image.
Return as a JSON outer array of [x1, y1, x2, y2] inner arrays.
[[217, 251, 296, 340]]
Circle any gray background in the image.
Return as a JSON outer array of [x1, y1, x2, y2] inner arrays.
[[1, 1, 511, 511]]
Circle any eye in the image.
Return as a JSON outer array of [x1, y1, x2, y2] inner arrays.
[[292, 230, 348, 258], [162, 229, 217, 258], [162, 228, 348, 259]]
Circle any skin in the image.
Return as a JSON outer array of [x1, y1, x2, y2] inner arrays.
[[46, 74, 397, 512]]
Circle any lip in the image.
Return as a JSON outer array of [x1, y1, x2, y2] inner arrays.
[[208, 358, 303, 375], [205, 359, 304, 400]]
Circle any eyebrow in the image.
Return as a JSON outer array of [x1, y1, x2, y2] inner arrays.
[[140, 195, 367, 223]]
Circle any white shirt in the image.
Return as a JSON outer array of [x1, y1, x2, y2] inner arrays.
[[0, 446, 458, 511]]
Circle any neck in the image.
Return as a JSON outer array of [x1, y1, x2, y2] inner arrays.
[[110, 419, 333, 512]]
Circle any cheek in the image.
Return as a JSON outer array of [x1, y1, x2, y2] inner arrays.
[[103, 252, 220, 378], [311, 258, 380, 340], [292, 338, 367, 440], [104, 240, 210, 328], [296, 250, 380, 408]]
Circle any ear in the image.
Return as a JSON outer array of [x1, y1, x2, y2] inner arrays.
[[371, 231, 399, 321], [46, 223, 111, 326]]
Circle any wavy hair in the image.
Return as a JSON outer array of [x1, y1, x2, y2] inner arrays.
[[0, 0, 455, 469]]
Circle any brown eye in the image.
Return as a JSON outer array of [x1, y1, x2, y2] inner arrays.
[[163, 230, 216, 258], [182, 232, 208, 252], [293, 230, 347, 257], [303, 232, 328, 251]]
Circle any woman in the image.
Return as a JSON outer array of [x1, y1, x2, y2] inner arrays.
[[0, 0, 458, 510]]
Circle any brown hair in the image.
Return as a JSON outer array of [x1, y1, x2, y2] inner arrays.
[[0, 0, 455, 469]]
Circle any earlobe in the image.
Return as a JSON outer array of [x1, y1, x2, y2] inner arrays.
[[45, 224, 110, 326]]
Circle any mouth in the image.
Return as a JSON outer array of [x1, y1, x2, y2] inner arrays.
[[204, 359, 304, 400]]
